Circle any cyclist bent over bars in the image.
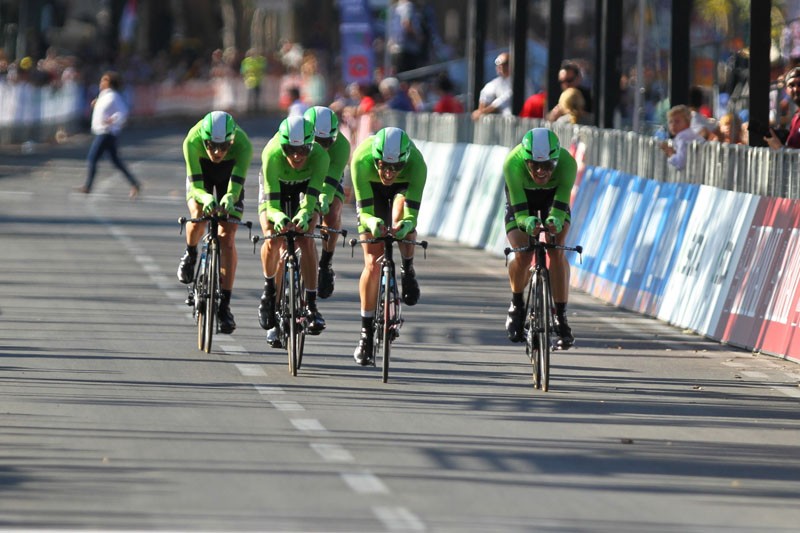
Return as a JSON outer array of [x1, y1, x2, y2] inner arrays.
[[504, 127, 577, 349], [177, 111, 253, 334], [350, 127, 427, 365]]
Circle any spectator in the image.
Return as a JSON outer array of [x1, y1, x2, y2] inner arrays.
[[766, 66, 800, 150], [688, 86, 713, 139], [715, 112, 744, 144], [659, 104, 705, 170], [240, 48, 266, 113], [287, 86, 309, 116], [378, 76, 415, 111], [471, 52, 512, 120], [547, 62, 593, 121], [519, 90, 546, 119], [553, 87, 586, 124], [78, 71, 141, 198], [432, 74, 464, 114], [387, 0, 425, 74]]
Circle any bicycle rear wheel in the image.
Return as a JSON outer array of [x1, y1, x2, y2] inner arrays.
[[202, 241, 219, 354]]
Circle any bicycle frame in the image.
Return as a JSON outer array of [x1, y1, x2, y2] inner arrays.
[[254, 228, 327, 376], [505, 230, 582, 391], [350, 233, 427, 382], [179, 213, 252, 353]]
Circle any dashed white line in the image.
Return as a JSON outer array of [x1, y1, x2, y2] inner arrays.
[[775, 387, 800, 398], [254, 385, 284, 395], [290, 418, 327, 432], [741, 371, 768, 379], [373, 506, 426, 531], [235, 363, 267, 377], [310, 443, 354, 463], [270, 400, 305, 411], [341, 471, 390, 494]]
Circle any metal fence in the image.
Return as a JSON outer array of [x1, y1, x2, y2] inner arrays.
[[385, 111, 800, 201]]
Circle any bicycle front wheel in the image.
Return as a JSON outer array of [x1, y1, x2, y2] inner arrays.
[[285, 263, 298, 376], [202, 241, 219, 354], [292, 266, 306, 373], [195, 274, 206, 352], [536, 271, 552, 391], [380, 270, 393, 383]]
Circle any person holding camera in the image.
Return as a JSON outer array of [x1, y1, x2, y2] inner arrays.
[[765, 67, 800, 150]]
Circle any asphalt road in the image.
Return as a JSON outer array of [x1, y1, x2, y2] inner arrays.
[[1, 119, 799, 532]]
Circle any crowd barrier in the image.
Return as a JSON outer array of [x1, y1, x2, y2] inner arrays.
[[412, 137, 800, 363]]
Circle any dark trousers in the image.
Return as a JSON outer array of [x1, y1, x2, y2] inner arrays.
[[84, 133, 139, 191]]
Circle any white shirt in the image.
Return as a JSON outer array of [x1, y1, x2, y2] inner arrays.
[[668, 127, 705, 170], [478, 76, 512, 115], [91, 88, 129, 135]]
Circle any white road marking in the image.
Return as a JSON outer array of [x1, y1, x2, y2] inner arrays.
[[234, 364, 266, 377], [310, 443, 354, 463], [775, 387, 800, 398], [373, 506, 426, 531], [341, 471, 389, 494], [270, 400, 305, 411], [253, 385, 284, 395], [290, 418, 327, 432]]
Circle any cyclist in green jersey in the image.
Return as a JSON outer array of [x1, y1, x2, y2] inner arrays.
[[177, 111, 253, 334], [351, 127, 427, 365], [257, 115, 333, 347], [303, 106, 351, 299], [504, 127, 577, 349]]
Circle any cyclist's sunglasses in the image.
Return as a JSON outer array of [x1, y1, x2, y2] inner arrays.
[[377, 160, 406, 172], [204, 140, 233, 153], [283, 143, 312, 157], [315, 136, 334, 149], [527, 159, 558, 173]]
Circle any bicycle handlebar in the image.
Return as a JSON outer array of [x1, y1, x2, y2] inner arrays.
[[178, 214, 253, 236], [348, 235, 428, 249], [251, 230, 328, 245], [504, 242, 583, 256]]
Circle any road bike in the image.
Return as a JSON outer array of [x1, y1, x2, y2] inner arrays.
[[179, 213, 252, 353], [253, 225, 345, 376], [504, 230, 581, 391], [350, 234, 428, 383]]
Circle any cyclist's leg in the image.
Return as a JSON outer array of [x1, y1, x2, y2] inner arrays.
[[393, 195, 421, 306], [318, 192, 343, 299], [355, 237, 383, 364], [505, 226, 533, 342], [548, 221, 574, 347], [218, 221, 239, 291], [298, 212, 326, 333], [257, 210, 283, 330], [177, 198, 207, 284]]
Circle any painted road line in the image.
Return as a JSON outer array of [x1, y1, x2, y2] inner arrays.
[[254, 385, 285, 395], [270, 400, 305, 412], [373, 506, 426, 531], [290, 418, 327, 433], [235, 363, 267, 377], [310, 443, 355, 463], [341, 471, 389, 494]]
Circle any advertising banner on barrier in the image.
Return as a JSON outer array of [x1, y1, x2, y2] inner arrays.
[[415, 140, 461, 236], [657, 186, 757, 336], [454, 145, 509, 249], [623, 181, 698, 315], [714, 197, 799, 352], [734, 198, 800, 360]]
